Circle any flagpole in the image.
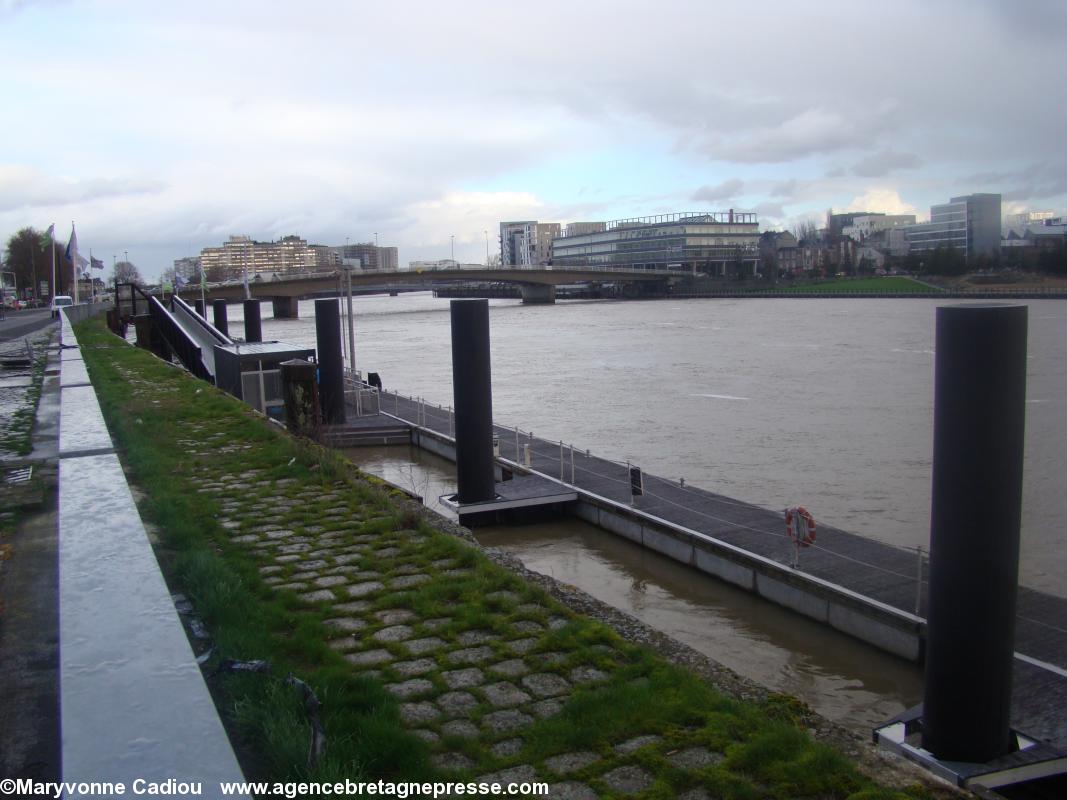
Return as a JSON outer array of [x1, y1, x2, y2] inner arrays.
[[70, 222, 79, 306], [50, 223, 56, 302], [90, 248, 95, 303]]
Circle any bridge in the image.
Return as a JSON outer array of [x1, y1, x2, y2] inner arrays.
[[176, 266, 679, 316]]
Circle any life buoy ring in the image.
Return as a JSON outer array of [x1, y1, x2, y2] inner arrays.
[[785, 506, 816, 547]]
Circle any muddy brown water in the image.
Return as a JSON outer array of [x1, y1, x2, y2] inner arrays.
[[343, 444, 923, 734]]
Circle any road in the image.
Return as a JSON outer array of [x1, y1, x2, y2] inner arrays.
[[0, 308, 57, 344]]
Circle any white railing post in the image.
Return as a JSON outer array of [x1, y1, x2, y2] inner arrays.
[[570, 443, 575, 484], [559, 440, 564, 481]]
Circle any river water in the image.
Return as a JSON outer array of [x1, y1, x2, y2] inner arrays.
[[249, 293, 1065, 731]]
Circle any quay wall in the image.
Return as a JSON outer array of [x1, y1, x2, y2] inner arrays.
[[405, 422, 925, 661]]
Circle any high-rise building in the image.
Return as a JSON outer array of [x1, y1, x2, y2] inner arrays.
[[200, 235, 333, 280], [499, 221, 560, 267], [333, 243, 398, 272], [904, 193, 1002, 258], [551, 211, 760, 276]]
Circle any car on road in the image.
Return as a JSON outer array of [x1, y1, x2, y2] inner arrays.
[[50, 295, 74, 318]]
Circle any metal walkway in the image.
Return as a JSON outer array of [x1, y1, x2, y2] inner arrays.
[[376, 388, 1067, 753]]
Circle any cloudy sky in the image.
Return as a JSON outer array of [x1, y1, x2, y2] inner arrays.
[[2, 0, 1065, 280]]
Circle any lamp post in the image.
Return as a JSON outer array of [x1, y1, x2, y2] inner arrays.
[[484, 230, 489, 266], [450, 235, 455, 266]]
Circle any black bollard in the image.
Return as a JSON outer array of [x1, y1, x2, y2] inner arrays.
[[922, 304, 1027, 762], [450, 299, 496, 503], [314, 299, 346, 424], [212, 299, 229, 337], [244, 299, 262, 343], [195, 299, 206, 318]]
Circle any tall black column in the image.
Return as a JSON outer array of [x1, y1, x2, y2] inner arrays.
[[195, 299, 206, 318], [212, 299, 229, 337], [314, 299, 346, 424], [450, 299, 495, 503], [922, 304, 1027, 762], [244, 299, 262, 343]]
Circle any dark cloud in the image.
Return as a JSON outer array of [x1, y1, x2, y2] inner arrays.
[[691, 179, 744, 203], [851, 150, 921, 178]]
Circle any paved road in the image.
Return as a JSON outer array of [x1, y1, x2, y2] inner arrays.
[[0, 308, 57, 344]]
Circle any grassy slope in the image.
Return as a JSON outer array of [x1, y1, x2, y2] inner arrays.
[[74, 316, 938, 799]]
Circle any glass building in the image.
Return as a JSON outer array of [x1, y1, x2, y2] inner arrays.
[[905, 193, 1001, 259], [550, 211, 760, 276]]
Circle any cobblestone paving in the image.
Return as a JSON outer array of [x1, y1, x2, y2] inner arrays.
[[190, 454, 734, 797]]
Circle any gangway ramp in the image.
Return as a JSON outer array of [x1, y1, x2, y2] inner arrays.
[[146, 295, 232, 383]]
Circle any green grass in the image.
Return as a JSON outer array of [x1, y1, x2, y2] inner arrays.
[[73, 315, 946, 799], [774, 276, 941, 294]]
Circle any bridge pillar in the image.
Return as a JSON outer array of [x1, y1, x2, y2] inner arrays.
[[272, 296, 299, 319], [520, 284, 555, 305], [212, 299, 229, 338]]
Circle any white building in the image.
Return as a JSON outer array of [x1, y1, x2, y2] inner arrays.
[[842, 214, 916, 242]]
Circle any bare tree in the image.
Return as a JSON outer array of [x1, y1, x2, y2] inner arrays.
[[111, 260, 144, 286]]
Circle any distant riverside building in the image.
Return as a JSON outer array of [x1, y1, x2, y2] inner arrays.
[[200, 235, 338, 281], [172, 256, 202, 281], [499, 221, 560, 267], [841, 214, 916, 241], [904, 193, 1002, 259], [1005, 210, 1056, 235], [564, 221, 607, 237], [334, 243, 398, 272], [550, 211, 761, 276]]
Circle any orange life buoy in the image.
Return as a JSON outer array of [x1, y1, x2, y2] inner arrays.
[[785, 506, 817, 547]]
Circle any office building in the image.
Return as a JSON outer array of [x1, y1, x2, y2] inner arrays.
[[842, 214, 916, 241], [334, 243, 398, 272], [551, 211, 760, 276], [499, 221, 561, 267], [904, 193, 1001, 259]]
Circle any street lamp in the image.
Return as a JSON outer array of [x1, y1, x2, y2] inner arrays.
[[450, 235, 455, 266], [484, 230, 489, 266]]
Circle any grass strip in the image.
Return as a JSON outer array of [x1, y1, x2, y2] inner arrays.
[[74, 315, 942, 799]]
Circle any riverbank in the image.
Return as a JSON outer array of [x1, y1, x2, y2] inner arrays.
[[68, 314, 948, 797]]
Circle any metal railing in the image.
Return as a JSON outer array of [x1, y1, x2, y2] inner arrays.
[[378, 388, 931, 616]]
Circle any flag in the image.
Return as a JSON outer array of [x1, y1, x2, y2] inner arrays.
[[174, 274, 186, 289], [91, 256, 105, 270], [40, 223, 55, 249], [65, 224, 78, 264]]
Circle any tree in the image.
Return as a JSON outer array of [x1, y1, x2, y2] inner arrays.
[[4, 227, 47, 298], [925, 245, 967, 276], [111, 260, 144, 286]]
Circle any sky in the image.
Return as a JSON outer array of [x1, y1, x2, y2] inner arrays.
[[1, 0, 1065, 281]]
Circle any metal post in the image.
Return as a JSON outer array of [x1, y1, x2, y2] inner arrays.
[[515, 426, 520, 460], [448, 406, 453, 438], [922, 304, 1027, 762], [450, 299, 496, 503], [243, 299, 262, 342], [914, 546, 923, 615], [314, 298, 346, 424], [570, 444, 575, 484], [212, 299, 229, 337], [559, 440, 564, 481], [523, 444, 530, 467]]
